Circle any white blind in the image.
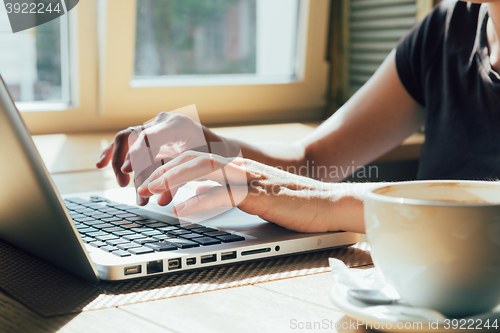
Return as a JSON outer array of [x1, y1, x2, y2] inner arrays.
[[348, 0, 418, 94]]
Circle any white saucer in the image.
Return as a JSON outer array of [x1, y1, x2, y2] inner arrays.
[[329, 283, 500, 333]]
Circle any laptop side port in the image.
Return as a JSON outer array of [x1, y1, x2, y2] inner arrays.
[[241, 248, 271, 256], [147, 260, 163, 274], [168, 258, 182, 270], [200, 254, 217, 264], [124, 265, 142, 276], [221, 251, 237, 261], [186, 257, 196, 265]]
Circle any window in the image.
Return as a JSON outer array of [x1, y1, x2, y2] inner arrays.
[[5, 0, 330, 133], [99, 0, 330, 125], [132, 0, 301, 86], [0, 8, 70, 111], [13, 1, 99, 134]]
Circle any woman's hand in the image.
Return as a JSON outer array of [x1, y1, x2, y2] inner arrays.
[[137, 150, 366, 233], [95, 111, 225, 204]]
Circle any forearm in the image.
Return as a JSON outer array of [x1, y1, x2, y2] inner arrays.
[[321, 182, 374, 233], [223, 137, 307, 170]]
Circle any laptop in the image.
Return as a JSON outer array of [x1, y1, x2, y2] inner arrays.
[[0, 75, 360, 283]]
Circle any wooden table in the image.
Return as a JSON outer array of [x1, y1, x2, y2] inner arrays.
[[0, 123, 419, 333]]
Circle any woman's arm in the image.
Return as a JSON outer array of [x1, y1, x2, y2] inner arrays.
[[136, 151, 371, 233], [233, 50, 425, 181]]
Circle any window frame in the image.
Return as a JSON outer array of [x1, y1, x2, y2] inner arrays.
[[97, 0, 331, 126], [21, 0, 100, 135], [21, 0, 331, 134]]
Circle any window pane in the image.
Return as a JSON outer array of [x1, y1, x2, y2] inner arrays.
[[0, 13, 67, 105], [133, 0, 301, 85]]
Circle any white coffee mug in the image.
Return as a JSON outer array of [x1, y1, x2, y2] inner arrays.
[[364, 180, 500, 317]]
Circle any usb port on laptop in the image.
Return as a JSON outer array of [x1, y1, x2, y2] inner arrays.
[[221, 251, 237, 261], [200, 254, 217, 264]]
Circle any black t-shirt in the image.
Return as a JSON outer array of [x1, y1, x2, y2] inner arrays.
[[396, 0, 500, 180]]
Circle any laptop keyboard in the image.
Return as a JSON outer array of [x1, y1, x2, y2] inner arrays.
[[64, 196, 245, 257]]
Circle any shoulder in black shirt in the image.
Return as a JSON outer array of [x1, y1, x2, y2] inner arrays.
[[395, 0, 500, 181]]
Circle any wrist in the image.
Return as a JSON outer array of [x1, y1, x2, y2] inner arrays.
[[319, 182, 368, 233]]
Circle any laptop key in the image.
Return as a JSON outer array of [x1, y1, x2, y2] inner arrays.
[[86, 203, 107, 209], [88, 213, 112, 219], [120, 223, 143, 229], [89, 241, 107, 248], [74, 217, 95, 223], [95, 234, 119, 242], [68, 198, 92, 204], [124, 216, 147, 222], [81, 236, 95, 243], [193, 237, 222, 246], [100, 245, 119, 252], [101, 217, 122, 223], [123, 234, 145, 241], [167, 229, 190, 236], [158, 226, 180, 232], [132, 238, 158, 245], [117, 242, 142, 250], [74, 208, 94, 213], [166, 239, 200, 249], [152, 234, 174, 241], [79, 227, 98, 234], [110, 220, 130, 226], [147, 222, 170, 228], [204, 231, 230, 237], [106, 238, 129, 246], [112, 230, 135, 237], [179, 224, 203, 230], [135, 228, 154, 233], [112, 250, 132, 257], [128, 247, 155, 255], [140, 219, 165, 225], [101, 226, 124, 233], [142, 230, 163, 237], [115, 213, 138, 218], [179, 233, 203, 240], [83, 220, 103, 226], [191, 227, 218, 234], [145, 242, 178, 252], [99, 208, 122, 214], [87, 231, 109, 238], [216, 234, 245, 243], [92, 223, 112, 229]]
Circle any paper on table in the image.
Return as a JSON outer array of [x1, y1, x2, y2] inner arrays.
[[329, 258, 400, 301], [329, 258, 500, 329], [328, 258, 448, 323]]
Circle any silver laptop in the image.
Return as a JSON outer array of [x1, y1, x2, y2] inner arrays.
[[0, 75, 360, 283]]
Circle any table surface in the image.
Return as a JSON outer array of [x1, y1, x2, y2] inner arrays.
[[0, 122, 416, 333]]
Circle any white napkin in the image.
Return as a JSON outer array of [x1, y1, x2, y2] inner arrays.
[[329, 258, 400, 301], [328, 258, 500, 326], [328, 258, 451, 323]]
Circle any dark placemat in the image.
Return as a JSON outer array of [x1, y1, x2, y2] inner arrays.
[[0, 239, 371, 317]]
